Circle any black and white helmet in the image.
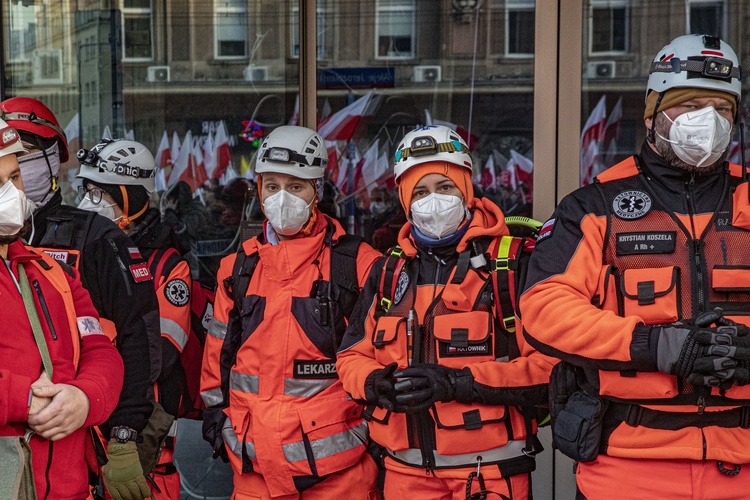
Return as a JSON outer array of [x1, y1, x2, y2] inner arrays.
[[256, 126, 328, 179], [76, 139, 157, 193]]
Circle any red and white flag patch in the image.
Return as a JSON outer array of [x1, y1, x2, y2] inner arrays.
[[128, 247, 142, 260], [537, 218, 556, 242]]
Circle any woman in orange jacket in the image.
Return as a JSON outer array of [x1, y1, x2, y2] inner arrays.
[[336, 125, 554, 499], [200, 126, 382, 499]]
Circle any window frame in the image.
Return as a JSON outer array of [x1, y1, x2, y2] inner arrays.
[[588, 0, 629, 56], [291, 0, 327, 60], [374, 0, 416, 60], [686, 0, 727, 39], [214, 0, 248, 60], [121, 0, 154, 62], [505, 0, 536, 58]]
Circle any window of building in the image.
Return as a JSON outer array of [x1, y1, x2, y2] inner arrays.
[[291, 0, 327, 59], [589, 0, 629, 55], [506, 0, 535, 57], [215, 0, 248, 59], [375, 0, 415, 59], [7, 1, 37, 62], [122, 0, 153, 61], [687, 0, 726, 38]]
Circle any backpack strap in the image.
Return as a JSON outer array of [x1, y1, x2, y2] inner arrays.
[[490, 236, 524, 334], [377, 246, 408, 315], [330, 234, 363, 320], [223, 248, 260, 314]]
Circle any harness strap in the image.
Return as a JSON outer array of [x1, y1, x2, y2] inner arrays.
[[379, 246, 405, 313], [490, 236, 521, 333], [451, 250, 472, 284]]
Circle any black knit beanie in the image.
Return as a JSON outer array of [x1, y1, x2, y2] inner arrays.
[[88, 181, 150, 222]]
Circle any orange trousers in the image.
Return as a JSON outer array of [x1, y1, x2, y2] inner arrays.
[[150, 443, 180, 500], [383, 469, 529, 500], [577, 455, 750, 500], [231, 453, 380, 500]]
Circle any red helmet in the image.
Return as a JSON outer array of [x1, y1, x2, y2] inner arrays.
[[0, 97, 68, 161]]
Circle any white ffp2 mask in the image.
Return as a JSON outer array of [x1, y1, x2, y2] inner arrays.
[[0, 181, 27, 236], [657, 106, 732, 168], [77, 194, 121, 223], [410, 193, 466, 239], [263, 189, 313, 236]]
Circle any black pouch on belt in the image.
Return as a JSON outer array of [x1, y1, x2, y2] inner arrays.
[[552, 391, 608, 462]]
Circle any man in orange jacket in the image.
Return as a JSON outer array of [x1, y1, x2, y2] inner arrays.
[[520, 35, 750, 499], [200, 125, 382, 499], [76, 138, 190, 499], [0, 118, 124, 498], [336, 125, 554, 499]]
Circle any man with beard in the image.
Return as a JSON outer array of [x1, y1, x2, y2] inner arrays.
[[0, 118, 124, 498], [520, 35, 750, 498]]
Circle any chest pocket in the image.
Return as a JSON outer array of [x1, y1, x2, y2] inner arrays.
[[371, 316, 408, 369], [433, 311, 495, 369], [619, 266, 681, 324]]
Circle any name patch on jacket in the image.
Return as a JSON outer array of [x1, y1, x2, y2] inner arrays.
[[439, 340, 493, 358], [616, 231, 676, 255], [293, 360, 338, 379], [43, 249, 70, 263], [129, 262, 153, 282]]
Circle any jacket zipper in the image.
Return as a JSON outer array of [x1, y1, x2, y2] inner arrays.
[[413, 252, 444, 472], [685, 176, 709, 412], [33, 280, 57, 340]]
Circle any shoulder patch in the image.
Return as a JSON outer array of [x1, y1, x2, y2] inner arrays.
[[536, 218, 556, 242], [129, 262, 153, 283], [613, 190, 652, 220], [77, 316, 105, 337], [393, 270, 409, 306], [165, 278, 190, 307]]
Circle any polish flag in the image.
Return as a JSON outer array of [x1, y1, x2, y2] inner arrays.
[[580, 95, 607, 154], [360, 140, 388, 195], [167, 131, 192, 188], [203, 133, 216, 178], [154, 131, 171, 168], [101, 125, 112, 141], [171, 132, 181, 164], [481, 154, 496, 189], [335, 147, 361, 194], [317, 92, 374, 142], [213, 121, 232, 179], [190, 141, 209, 190], [126, 129, 135, 140], [580, 140, 602, 186], [508, 149, 534, 188]]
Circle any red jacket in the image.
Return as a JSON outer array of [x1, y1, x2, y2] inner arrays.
[[0, 241, 123, 499]]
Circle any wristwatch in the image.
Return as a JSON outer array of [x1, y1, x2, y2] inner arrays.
[[110, 426, 138, 443]]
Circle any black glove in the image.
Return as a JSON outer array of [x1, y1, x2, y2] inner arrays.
[[392, 364, 474, 413], [364, 362, 402, 412], [631, 310, 750, 387], [202, 406, 229, 462]]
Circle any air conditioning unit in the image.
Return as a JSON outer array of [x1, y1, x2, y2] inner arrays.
[[585, 61, 616, 79], [146, 66, 170, 83], [32, 49, 63, 85], [244, 65, 269, 82], [413, 65, 442, 83]]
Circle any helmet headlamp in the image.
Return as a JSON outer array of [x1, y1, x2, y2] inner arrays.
[[409, 136, 438, 157]]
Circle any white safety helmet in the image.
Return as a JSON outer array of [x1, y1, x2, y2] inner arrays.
[[256, 126, 328, 179], [393, 125, 472, 182], [647, 34, 742, 101], [0, 119, 24, 159], [76, 139, 157, 193]]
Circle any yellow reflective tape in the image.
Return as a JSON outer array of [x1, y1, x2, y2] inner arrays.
[[497, 236, 513, 259]]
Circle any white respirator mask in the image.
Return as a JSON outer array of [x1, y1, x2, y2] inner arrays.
[[0, 181, 28, 236], [410, 193, 467, 239], [657, 106, 732, 168], [263, 189, 313, 236]]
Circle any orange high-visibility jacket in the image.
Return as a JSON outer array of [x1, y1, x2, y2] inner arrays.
[[521, 152, 750, 462], [200, 212, 381, 497], [337, 198, 555, 480]]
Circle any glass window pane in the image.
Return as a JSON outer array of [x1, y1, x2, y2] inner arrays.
[[509, 10, 535, 54], [691, 5, 724, 37], [124, 0, 151, 9], [124, 16, 152, 59], [216, 14, 247, 57]]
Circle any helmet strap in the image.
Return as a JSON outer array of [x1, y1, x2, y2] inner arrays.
[[647, 91, 666, 144], [117, 185, 149, 230], [30, 135, 58, 195]]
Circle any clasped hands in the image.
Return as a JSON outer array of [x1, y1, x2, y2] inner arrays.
[[26, 371, 90, 441], [636, 308, 750, 388]]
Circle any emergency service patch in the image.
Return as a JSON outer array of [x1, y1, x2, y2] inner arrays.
[[393, 270, 409, 306], [43, 250, 70, 264], [77, 316, 105, 337], [201, 302, 214, 330], [537, 218, 556, 242], [165, 279, 190, 307], [616, 231, 676, 255], [293, 360, 338, 379], [128, 247, 142, 260], [613, 190, 652, 220], [129, 262, 153, 283]]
